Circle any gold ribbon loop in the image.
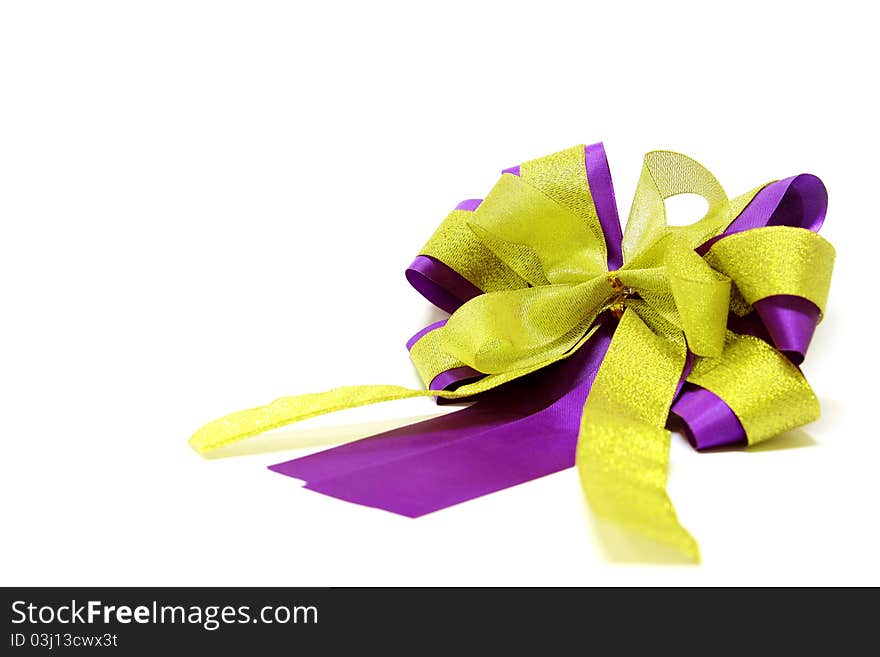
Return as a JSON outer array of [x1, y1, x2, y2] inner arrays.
[[417, 207, 526, 295], [703, 226, 835, 316], [687, 332, 820, 445], [623, 151, 731, 262], [441, 278, 610, 374], [468, 172, 607, 285]]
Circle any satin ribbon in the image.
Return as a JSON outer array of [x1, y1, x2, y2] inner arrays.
[[189, 143, 834, 561]]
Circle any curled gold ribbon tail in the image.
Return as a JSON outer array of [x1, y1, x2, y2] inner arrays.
[[577, 309, 699, 561]]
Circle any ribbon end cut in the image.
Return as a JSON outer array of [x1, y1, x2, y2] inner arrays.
[[605, 510, 701, 564], [188, 416, 257, 456], [638, 522, 701, 564], [589, 512, 701, 564], [676, 532, 701, 564], [188, 429, 215, 456]]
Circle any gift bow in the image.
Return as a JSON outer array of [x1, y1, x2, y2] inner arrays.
[[190, 143, 834, 561]]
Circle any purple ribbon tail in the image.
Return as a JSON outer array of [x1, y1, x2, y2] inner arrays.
[[269, 323, 615, 517]]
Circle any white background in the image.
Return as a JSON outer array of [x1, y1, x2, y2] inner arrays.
[[1, 1, 877, 586]]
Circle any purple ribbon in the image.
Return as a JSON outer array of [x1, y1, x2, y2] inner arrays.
[[270, 144, 828, 514]]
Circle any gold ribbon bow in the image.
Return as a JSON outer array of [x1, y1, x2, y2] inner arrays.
[[190, 146, 834, 561]]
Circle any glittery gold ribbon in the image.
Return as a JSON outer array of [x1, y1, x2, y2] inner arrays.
[[189, 146, 834, 561]]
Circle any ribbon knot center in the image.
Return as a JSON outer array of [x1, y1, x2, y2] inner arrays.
[[606, 271, 634, 319], [607, 271, 623, 292]]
